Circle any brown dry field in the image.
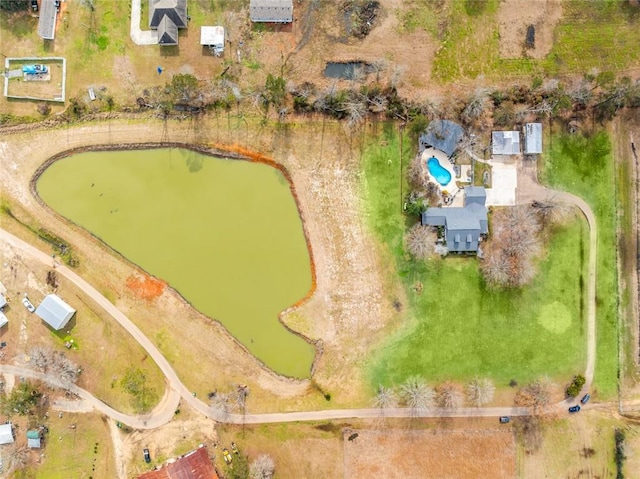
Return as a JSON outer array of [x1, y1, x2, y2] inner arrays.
[[344, 428, 516, 479], [0, 115, 400, 412]]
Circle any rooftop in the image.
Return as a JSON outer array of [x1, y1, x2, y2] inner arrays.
[[524, 123, 542, 154], [37, 0, 57, 40], [35, 294, 75, 330], [249, 0, 293, 23], [419, 120, 464, 158], [492, 131, 521, 155], [137, 446, 218, 479], [0, 423, 13, 445]]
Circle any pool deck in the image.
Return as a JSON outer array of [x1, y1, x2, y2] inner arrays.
[[421, 147, 461, 201]]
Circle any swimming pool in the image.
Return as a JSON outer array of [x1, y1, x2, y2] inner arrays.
[[427, 157, 452, 186]]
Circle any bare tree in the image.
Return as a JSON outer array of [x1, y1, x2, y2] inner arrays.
[[5, 444, 29, 476], [28, 346, 79, 385], [465, 377, 495, 407], [481, 206, 542, 288], [515, 378, 551, 414], [400, 377, 435, 414], [373, 385, 397, 410], [250, 454, 275, 479], [210, 392, 232, 422], [436, 382, 463, 409], [405, 224, 437, 260], [531, 199, 571, 226]]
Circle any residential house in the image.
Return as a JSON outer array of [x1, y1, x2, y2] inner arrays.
[[422, 186, 488, 253], [137, 446, 218, 479], [249, 0, 293, 23], [149, 0, 188, 46]]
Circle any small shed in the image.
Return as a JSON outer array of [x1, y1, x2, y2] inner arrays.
[[0, 424, 14, 445], [27, 430, 41, 449], [35, 294, 75, 330], [249, 0, 293, 23], [37, 0, 57, 40], [0, 294, 6, 309], [200, 26, 225, 55], [492, 131, 521, 155], [524, 123, 542, 154]]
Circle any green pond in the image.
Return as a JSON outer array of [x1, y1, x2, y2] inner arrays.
[[37, 148, 314, 377]]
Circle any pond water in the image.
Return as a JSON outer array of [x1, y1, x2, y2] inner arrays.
[[36, 148, 314, 378], [324, 61, 370, 80]]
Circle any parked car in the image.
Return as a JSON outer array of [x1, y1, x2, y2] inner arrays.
[[568, 405, 581, 413], [581, 393, 591, 404], [22, 297, 35, 313], [31, 0, 38, 11], [143, 448, 151, 464], [499, 416, 510, 424]]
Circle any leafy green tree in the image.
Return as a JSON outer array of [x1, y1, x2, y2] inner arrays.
[[0, 0, 29, 12], [169, 73, 201, 107], [121, 367, 158, 412], [264, 74, 286, 109], [2, 381, 41, 416], [227, 452, 250, 479]]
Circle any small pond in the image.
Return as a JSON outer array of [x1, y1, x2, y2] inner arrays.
[[324, 61, 371, 80], [36, 148, 315, 378]]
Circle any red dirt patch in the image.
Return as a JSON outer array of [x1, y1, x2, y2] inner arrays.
[[126, 274, 166, 301]]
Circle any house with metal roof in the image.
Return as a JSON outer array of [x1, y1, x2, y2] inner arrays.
[[422, 186, 488, 253], [137, 446, 218, 479], [35, 294, 75, 330], [0, 424, 14, 445], [249, 0, 293, 23], [149, 0, 188, 46], [0, 294, 6, 310], [419, 120, 465, 158], [492, 131, 521, 155], [27, 430, 41, 449], [524, 123, 542, 154], [37, 0, 57, 40]]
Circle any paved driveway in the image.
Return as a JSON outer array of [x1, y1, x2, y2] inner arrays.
[[485, 156, 517, 206]]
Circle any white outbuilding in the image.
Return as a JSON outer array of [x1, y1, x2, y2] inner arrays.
[[200, 26, 225, 55], [0, 423, 14, 445], [35, 294, 75, 330]]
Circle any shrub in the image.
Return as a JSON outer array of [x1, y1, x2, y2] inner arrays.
[[565, 374, 586, 398]]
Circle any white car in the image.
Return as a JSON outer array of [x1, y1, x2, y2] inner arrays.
[[22, 297, 35, 313]]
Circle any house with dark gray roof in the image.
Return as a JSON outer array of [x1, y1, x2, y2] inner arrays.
[[149, 0, 188, 46], [249, 0, 293, 23], [419, 120, 464, 158], [35, 294, 75, 330], [422, 186, 488, 253], [524, 123, 542, 154]]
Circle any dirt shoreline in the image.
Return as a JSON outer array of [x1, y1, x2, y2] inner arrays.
[[0, 116, 392, 407], [28, 141, 323, 380]]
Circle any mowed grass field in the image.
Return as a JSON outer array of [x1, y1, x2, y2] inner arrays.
[[34, 413, 115, 478], [363, 124, 587, 389], [540, 130, 619, 398]]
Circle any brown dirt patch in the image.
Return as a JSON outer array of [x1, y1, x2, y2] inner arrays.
[[344, 428, 516, 479], [126, 274, 166, 301], [497, 0, 563, 60]]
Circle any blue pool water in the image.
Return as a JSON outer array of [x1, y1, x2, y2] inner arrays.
[[427, 157, 452, 186]]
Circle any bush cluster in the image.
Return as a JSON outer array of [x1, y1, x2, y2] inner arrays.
[[565, 375, 586, 398]]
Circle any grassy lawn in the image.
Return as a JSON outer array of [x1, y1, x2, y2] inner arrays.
[[428, 0, 640, 82], [363, 124, 587, 389], [35, 413, 115, 478], [540, 130, 619, 399]]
